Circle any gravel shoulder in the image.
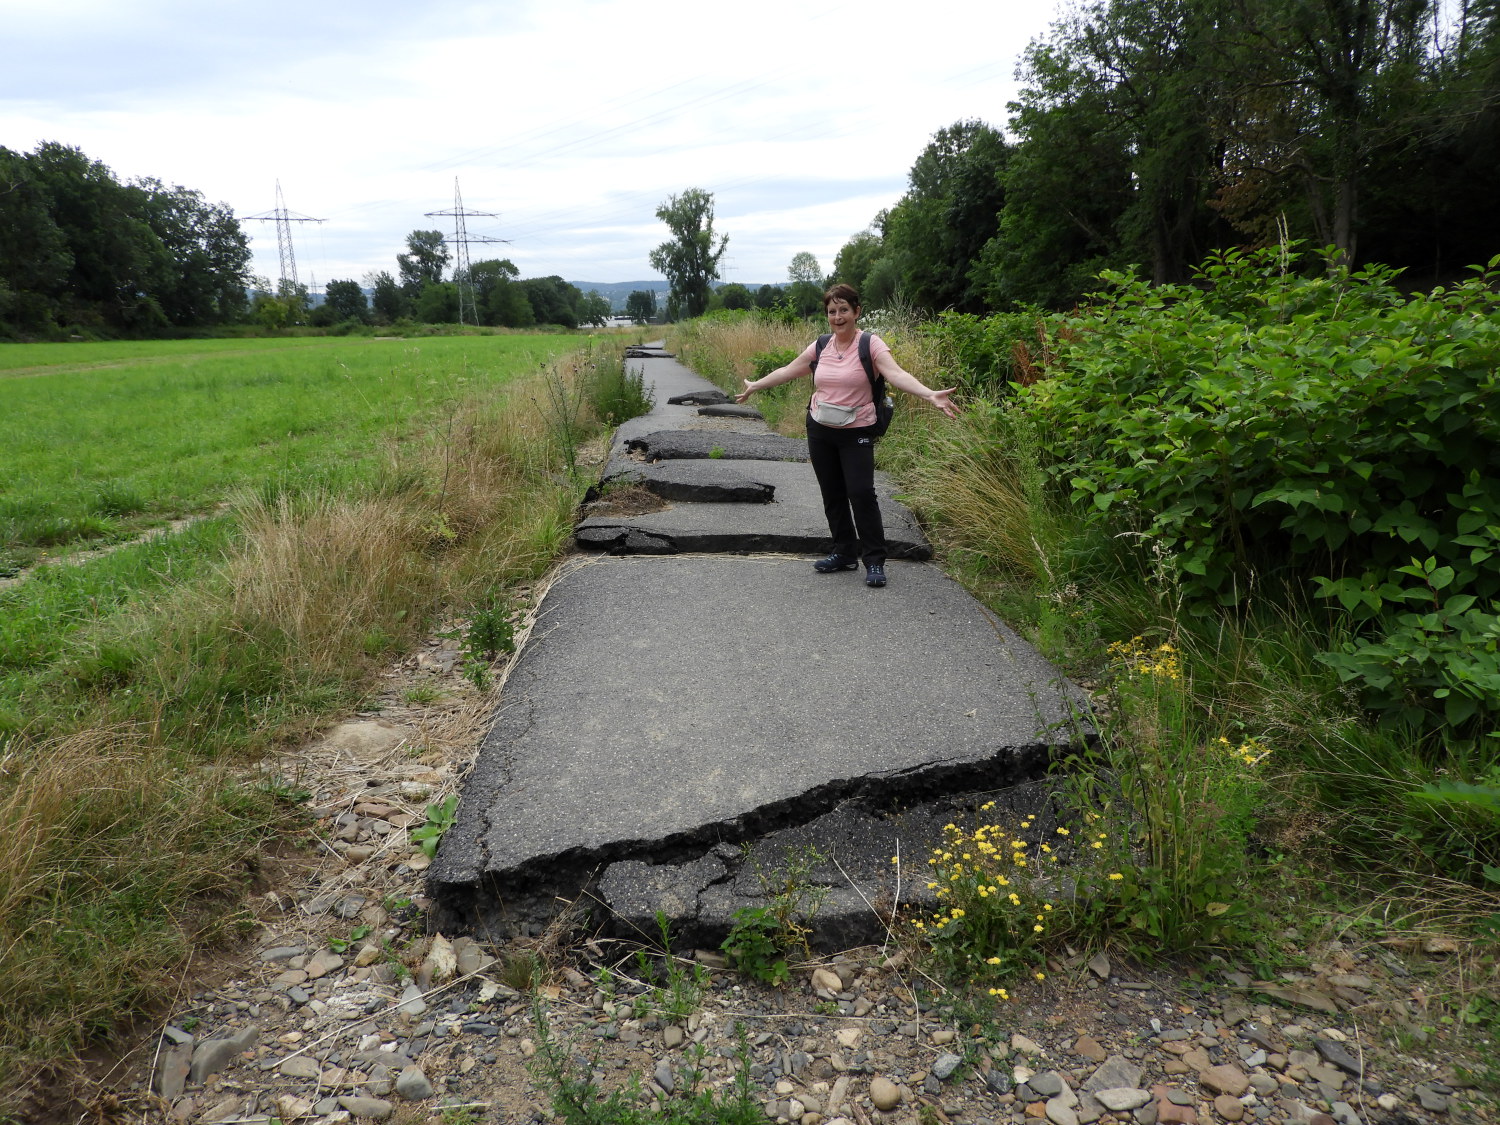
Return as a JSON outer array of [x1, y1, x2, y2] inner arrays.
[[26, 606, 1496, 1125]]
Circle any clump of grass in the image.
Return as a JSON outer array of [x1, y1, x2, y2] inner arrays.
[[0, 729, 282, 1082]]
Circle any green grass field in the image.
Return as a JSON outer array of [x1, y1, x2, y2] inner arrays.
[[0, 333, 634, 1100], [0, 335, 577, 568]]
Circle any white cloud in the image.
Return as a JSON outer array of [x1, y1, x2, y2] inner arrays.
[[0, 0, 1057, 286]]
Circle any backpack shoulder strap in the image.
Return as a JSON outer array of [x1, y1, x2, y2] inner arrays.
[[811, 333, 831, 372], [858, 331, 882, 388]]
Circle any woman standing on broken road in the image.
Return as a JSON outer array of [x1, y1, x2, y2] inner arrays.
[[735, 283, 958, 588]]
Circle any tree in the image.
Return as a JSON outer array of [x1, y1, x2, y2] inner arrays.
[[397, 230, 449, 293], [276, 279, 310, 325], [832, 230, 883, 294], [323, 279, 369, 323], [367, 270, 406, 323], [415, 281, 459, 323], [625, 289, 657, 323], [0, 142, 250, 334], [647, 188, 728, 319], [522, 276, 583, 328], [717, 283, 753, 310], [879, 120, 1009, 312], [786, 251, 824, 315], [0, 145, 71, 330], [135, 179, 250, 324], [487, 277, 534, 327], [754, 284, 784, 310], [579, 290, 611, 327], [1218, 0, 1447, 264]]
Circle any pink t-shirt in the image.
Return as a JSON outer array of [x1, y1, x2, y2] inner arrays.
[[802, 333, 892, 427]]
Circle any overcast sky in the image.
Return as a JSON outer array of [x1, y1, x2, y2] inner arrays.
[[2, 0, 1060, 291]]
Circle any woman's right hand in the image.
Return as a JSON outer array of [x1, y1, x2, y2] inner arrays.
[[734, 379, 756, 404]]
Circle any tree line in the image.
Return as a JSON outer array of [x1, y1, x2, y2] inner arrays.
[[829, 0, 1500, 313], [0, 143, 618, 338], [0, 142, 251, 335]]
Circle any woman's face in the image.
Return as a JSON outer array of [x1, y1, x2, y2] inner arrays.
[[825, 298, 860, 334]]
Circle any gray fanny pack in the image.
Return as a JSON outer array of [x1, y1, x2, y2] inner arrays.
[[811, 400, 859, 426]]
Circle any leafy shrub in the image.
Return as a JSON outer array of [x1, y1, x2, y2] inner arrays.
[[922, 308, 1052, 396], [749, 348, 797, 378], [1027, 246, 1500, 735]]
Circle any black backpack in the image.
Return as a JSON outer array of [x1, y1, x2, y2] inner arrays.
[[812, 330, 895, 437]]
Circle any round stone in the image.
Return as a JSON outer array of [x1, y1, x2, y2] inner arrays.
[[869, 1076, 902, 1111]]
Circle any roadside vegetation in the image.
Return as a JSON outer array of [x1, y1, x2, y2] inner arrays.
[[0, 332, 650, 1096], [672, 247, 1500, 1083]]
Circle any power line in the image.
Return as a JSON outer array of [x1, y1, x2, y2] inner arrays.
[[425, 178, 509, 326], [241, 181, 325, 291]]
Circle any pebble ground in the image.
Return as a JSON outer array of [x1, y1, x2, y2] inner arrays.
[[33, 616, 1496, 1125]]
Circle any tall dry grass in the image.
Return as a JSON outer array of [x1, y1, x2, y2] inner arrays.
[[0, 342, 617, 1103]]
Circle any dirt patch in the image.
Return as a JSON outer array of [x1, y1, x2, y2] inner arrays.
[[580, 484, 670, 518]]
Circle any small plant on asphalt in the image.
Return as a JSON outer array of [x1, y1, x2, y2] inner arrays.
[[747, 843, 829, 955], [411, 794, 459, 859]]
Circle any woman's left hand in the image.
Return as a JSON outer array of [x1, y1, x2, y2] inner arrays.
[[928, 387, 960, 418]]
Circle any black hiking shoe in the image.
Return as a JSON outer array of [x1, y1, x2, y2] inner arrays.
[[813, 554, 858, 573], [865, 564, 887, 588]]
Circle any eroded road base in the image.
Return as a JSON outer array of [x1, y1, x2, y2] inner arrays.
[[430, 777, 1072, 953]]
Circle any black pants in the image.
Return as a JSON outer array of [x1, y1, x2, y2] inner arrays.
[[806, 413, 886, 567]]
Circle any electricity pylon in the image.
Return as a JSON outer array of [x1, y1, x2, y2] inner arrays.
[[426, 179, 509, 326], [242, 181, 325, 293]]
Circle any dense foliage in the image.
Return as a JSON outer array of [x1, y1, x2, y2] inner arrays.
[[0, 142, 251, 336], [836, 0, 1500, 312], [959, 247, 1500, 745]]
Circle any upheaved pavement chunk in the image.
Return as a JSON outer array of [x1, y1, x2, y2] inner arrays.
[[428, 557, 1084, 930], [578, 462, 929, 557]]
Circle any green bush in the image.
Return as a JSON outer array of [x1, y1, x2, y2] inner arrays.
[[1026, 246, 1500, 737], [922, 308, 1050, 397], [750, 348, 797, 378]]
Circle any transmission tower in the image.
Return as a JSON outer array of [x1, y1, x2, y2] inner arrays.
[[426, 178, 509, 326], [242, 181, 325, 292]]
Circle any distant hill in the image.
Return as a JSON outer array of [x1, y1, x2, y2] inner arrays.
[[572, 280, 775, 310]]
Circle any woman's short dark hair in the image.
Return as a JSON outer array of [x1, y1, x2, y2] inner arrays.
[[822, 283, 861, 310]]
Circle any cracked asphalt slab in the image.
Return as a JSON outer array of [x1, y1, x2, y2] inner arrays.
[[428, 347, 1088, 939], [578, 461, 931, 557]]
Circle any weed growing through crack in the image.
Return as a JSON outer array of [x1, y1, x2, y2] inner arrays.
[[721, 845, 829, 985]]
